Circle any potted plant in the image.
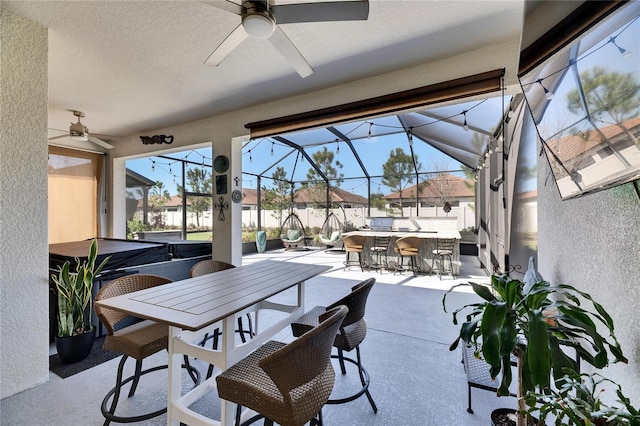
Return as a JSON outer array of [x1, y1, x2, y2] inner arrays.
[[51, 238, 109, 363], [526, 370, 640, 425], [442, 260, 628, 426]]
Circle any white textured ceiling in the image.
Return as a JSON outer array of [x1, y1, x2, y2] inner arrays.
[[3, 0, 525, 139]]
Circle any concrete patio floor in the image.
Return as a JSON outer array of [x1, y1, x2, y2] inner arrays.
[[1, 248, 518, 425]]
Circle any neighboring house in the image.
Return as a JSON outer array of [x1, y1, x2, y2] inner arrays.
[[125, 168, 155, 223], [544, 117, 640, 196], [293, 186, 368, 209], [384, 173, 475, 208]]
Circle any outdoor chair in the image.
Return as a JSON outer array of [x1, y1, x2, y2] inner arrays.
[[318, 212, 343, 248], [462, 344, 516, 414], [343, 234, 366, 271], [394, 236, 422, 276], [189, 259, 254, 379], [369, 235, 390, 273], [430, 238, 456, 279], [279, 212, 306, 250], [94, 274, 200, 426], [216, 305, 348, 426], [291, 278, 378, 414]]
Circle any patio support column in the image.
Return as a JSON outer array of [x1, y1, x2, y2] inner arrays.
[[212, 136, 243, 266]]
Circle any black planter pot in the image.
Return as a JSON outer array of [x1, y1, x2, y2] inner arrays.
[[491, 408, 517, 426], [491, 408, 538, 426], [55, 328, 95, 364]]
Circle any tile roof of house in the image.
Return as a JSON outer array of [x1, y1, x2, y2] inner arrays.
[[545, 116, 640, 164], [384, 173, 474, 200]]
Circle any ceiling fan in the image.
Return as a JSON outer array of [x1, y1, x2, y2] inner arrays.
[[202, 0, 369, 78], [48, 110, 116, 150]]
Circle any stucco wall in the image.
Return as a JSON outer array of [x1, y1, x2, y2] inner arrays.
[[537, 143, 640, 405], [0, 8, 50, 398]]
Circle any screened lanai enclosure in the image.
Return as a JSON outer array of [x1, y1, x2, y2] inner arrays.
[[124, 2, 638, 276]]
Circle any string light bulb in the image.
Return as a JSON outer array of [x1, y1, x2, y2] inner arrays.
[[462, 111, 469, 131], [270, 141, 274, 156], [249, 150, 253, 163], [151, 160, 155, 172], [407, 128, 413, 146], [537, 79, 554, 100], [336, 140, 340, 154], [367, 122, 373, 139], [609, 35, 631, 57]]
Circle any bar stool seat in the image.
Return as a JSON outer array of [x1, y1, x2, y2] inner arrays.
[[394, 236, 422, 276], [291, 278, 378, 414], [95, 274, 200, 426], [216, 305, 348, 426], [343, 235, 366, 271]]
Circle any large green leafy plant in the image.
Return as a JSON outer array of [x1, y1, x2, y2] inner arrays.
[[443, 273, 628, 425], [52, 239, 109, 337], [529, 371, 640, 425]]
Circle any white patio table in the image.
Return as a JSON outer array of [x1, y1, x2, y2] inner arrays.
[[94, 259, 331, 426]]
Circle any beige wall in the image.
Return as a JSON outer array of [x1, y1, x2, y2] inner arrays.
[[0, 8, 50, 398], [537, 144, 640, 405]]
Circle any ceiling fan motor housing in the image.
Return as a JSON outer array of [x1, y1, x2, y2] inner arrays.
[[70, 121, 88, 140], [242, 2, 275, 39]]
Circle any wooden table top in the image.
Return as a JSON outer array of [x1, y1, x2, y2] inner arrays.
[[94, 260, 330, 331]]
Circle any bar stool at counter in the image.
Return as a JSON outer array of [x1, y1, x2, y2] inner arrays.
[[343, 234, 366, 271]]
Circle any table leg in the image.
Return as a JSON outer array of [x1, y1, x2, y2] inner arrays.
[[168, 325, 183, 426]]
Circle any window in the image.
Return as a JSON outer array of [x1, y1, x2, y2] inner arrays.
[[48, 146, 104, 244]]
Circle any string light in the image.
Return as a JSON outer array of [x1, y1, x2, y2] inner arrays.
[[151, 161, 155, 172], [270, 141, 274, 156], [249, 150, 253, 163], [367, 122, 373, 139], [537, 79, 554, 100], [407, 127, 413, 146], [462, 111, 469, 131], [609, 35, 631, 57], [336, 139, 340, 154]]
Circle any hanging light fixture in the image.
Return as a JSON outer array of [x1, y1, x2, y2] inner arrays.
[[609, 35, 631, 57]]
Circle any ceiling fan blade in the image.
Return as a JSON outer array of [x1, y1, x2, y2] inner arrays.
[[271, 1, 369, 24], [199, 0, 243, 15], [268, 26, 313, 78], [88, 136, 114, 150], [48, 134, 70, 141], [204, 24, 249, 66]]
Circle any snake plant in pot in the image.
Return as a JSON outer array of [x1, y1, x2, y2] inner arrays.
[[51, 238, 109, 363], [442, 263, 628, 426]]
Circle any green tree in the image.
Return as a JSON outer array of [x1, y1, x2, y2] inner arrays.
[[262, 166, 294, 226], [566, 66, 639, 145], [148, 181, 170, 229], [381, 148, 419, 209], [369, 192, 387, 210], [177, 167, 212, 227], [303, 147, 344, 206]]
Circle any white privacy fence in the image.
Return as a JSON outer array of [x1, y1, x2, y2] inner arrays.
[[145, 203, 475, 232]]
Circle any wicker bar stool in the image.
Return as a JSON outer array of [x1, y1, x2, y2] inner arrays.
[[343, 235, 366, 271], [94, 274, 200, 426], [394, 236, 422, 276], [216, 305, 348, 426], [291, 278, 378, 414]]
